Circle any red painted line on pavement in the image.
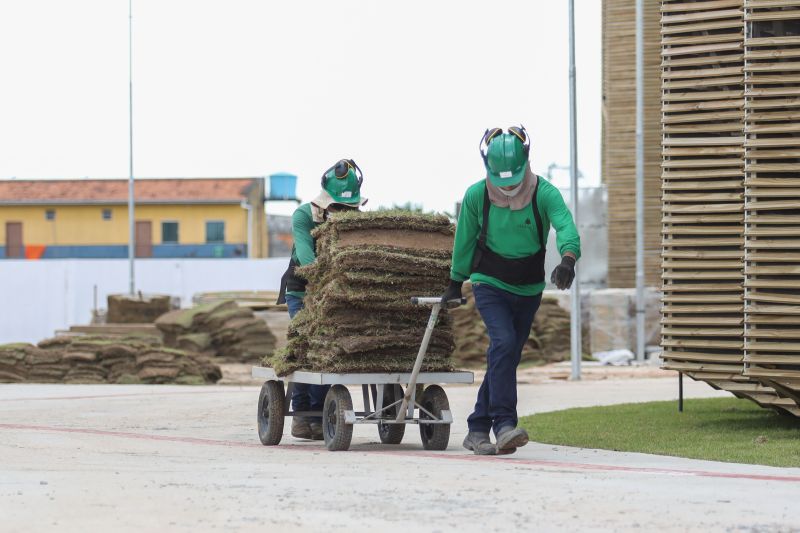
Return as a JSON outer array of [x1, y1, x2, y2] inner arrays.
[[3, 423, 800, 483], [0, 423, 262, 448], [424, 452, 800, 483], [0, 389, 253, 403]]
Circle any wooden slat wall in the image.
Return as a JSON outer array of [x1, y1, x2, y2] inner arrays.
[[660, 0, 774, 412], [603, 0, 663, 287], [742, 0, 800, 413], [658, 0, 797, 415]]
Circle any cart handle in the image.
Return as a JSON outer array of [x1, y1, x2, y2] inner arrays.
[[410, 296, 467, 306]]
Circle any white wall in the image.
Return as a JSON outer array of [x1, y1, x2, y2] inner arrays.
[[0, 258, 288, 344]]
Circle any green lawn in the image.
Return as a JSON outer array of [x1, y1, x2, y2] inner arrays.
[[518, 397, 800, 468]]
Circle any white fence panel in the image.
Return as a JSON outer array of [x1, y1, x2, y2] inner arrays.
[[0, 258, 288, 344]]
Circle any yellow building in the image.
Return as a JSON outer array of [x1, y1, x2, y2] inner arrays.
[[0, 178, 268, 259]]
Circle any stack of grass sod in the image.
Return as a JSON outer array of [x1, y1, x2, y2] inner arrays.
[[155, 300, 277, 363], [193, 291, 286, 311], [267, 210, 456, 375], [450, 284, 587, 368], [106, 293, 173, 324], [0, 343, 32, 383], [0, 335, 221, 385]]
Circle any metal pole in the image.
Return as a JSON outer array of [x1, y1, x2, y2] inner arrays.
[[241, 201, 253, 258], [635, 0, 646, 362], [127, 0, 136, 295], [568, 0, 581, 381], [248, 206, 253, 259], [395, 302, 441, 422]]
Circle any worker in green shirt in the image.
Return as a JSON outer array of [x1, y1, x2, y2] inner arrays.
[[277, 159, 367, 440], [441, 126, 580, 455]]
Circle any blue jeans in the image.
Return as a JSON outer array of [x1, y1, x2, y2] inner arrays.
[[467, 283, 543, 435], [285, 294, 329, 417]]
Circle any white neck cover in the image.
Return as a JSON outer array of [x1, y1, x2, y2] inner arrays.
[[498, 183, 523, 197]]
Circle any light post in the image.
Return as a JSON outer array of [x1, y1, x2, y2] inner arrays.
[[127, 0, 136, 295], [568, 0, 582, 380]]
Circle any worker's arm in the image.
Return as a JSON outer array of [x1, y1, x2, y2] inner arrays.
[[450, 185, 481, 282], [540, 182, 581, 260], [292, 207, 317, 266]]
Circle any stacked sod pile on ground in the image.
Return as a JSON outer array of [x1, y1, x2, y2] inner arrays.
[[268, 210, 456, 375], [0, 335, 221, 384], [450, 284, 585, 367], [155, 300, 277, 363], [107, 293, 174, 323]]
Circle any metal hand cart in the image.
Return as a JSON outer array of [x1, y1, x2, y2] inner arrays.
[[253, 297, 473, 451]]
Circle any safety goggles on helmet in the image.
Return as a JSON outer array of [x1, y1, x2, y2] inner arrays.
[[479, 125, 530, 165], [321, 158, 364, 189], [316, 158, 365, 207], [479, 125, 531, 188]]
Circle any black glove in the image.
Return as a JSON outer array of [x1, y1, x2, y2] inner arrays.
[[440, 279, 463, 305], [550, 255, 576, 290]]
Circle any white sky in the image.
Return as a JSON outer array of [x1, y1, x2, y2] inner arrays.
[[0, 0, 601, 215]]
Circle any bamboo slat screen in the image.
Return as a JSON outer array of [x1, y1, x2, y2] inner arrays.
[[742, 0, 800, 413], [660, 0, 800, 416], [603, 0, 663, 287]]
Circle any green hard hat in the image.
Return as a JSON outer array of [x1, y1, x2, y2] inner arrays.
[[481, 126, 530, 187], [322, 159, 363, 205]]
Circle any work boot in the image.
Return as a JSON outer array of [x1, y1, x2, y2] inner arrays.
[[462, 431, 497, 456], [495, 426, 529, 455], [291, 417, 313, 439], [309, 420, 324, 441]]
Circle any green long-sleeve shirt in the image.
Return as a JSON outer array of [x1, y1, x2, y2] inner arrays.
[[286, 203, 320, 299], [450, 178, 581, 296]]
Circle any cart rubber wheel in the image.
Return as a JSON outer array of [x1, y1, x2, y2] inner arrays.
[[378, 384, 405, 444], [257, 380, 285, 446], [419, 385, 450, 451], [323, 385, 353, 451]]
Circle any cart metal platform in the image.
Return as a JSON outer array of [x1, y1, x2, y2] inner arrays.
[[252, 366, 474, 451], [253, 296, 472, 451], [252, 366, 473, 386]]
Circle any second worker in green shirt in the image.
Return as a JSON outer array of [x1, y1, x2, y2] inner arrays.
[[277, 159, 367, 440], [441, 125, 581, 456]]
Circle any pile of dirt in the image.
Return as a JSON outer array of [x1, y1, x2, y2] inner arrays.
[[155, 300, 277, 363], [0, 335, 221, 385], [451, 284, 588, 367], [107, 293, 173, 324], [267, 210, 456, 375]]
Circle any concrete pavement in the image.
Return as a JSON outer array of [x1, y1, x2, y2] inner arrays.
[[1, 378, 798, 532]]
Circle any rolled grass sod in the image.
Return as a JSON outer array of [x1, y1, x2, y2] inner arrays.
[[155, 300, 277, 363], [268, 210, 456, 375], [518, 397, 800, 468], [0, 336, 221, 385]]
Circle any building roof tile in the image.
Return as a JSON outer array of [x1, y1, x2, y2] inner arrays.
[[0, 178, 260, 205]]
